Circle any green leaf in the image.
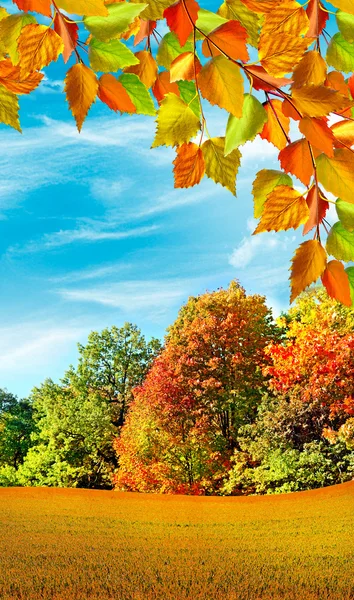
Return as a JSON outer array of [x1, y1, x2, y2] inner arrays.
[[119, 73, 156, 116], [89, 38, 139, 72], [326, 32, 354, 73], [177, 80, 200, 118], [84, 3, 147, 42], [202, 137, 241, 195], [218, 0, 261, 46], [152, 93, 200, 148], [0, 86, 21, 132], [252, 169, 293, 218], [345, 266, 354, 304], [0, 13, 36, 64], [225, 94, 267, 155], [316, 149, 354, 206], [336, 10, 354, 43], [326, 221, 354, 261], [156, 32, 193, 70], [195, 9, 228, 37], [130, 0, 175, 20], [336, 198, 354, 232]]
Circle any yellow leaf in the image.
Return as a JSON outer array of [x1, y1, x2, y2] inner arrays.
[[173, 142, 205, 188], [291, 85, 350, 118], [254, 185, 309, 234], [290, 240, 327, 303], [316, 148, 354, 205], [259, 99, 290, 150], [0, 85, 21, 131], [170, 52, 201, 82], [197, 56, 244, 117], [329, 0, 354, 15], [331, 119, 354, 148], [259, 33, 311, 77], [202, 137, 241, 195], [152, 93, 200, 148], [130, 0, 176, 20], [321, 260, 352, 306], [0, 13, 36, 64], [64, 63, 98, 132], [124, 50, 157, 88], [292, 50, 327, 88], [261, 0, 309, 38], [17, 24, 64, 76], [56, 0, 108, 16]]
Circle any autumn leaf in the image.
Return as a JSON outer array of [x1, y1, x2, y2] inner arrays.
[[164, 0, 199, 46], [259, 99, 290, 150], [240, 0, 277, 11], [316, 149, 354, 205], [346, 266, 354, 304], [152, 92, 200, 148], [56, 0, 108, 16], [299, 117, 335, 157], [326, 221, 354, 262], [290, 239, 327, 303], [170, 52, 201, 82], [98, 73, 136, 113], [134, 19, 156, 45], [13, 0, 51, 16], [217, 0, 260, 47], [173, 142, 205, 188], [336, 10, 354, 43], [54, 12, 79, 64], [327, 33, 354, 73], [325, 70, 351, 97], [329, 0, 354, 15], [336, 199, 354, 232], [291, 85, 350, 118], [119, 72, 155, 115], [0, 13, 36, 64], [303, 186, 329, 235], [89, 37, 139, 72], [321, 260, 351, 306], [0, 85, 21, 131], [198, 56, 244, 117], [331, 119, 354, 148], [0, 59, 43, 94], [225, 94, 267, 155], [245, 65, 291, 92], [252, 169, 293, 218], [259, 33, 311, 77], [279, 138, 314, 187], [177, 80, 199, 116], [202, 20, 249, 62], [306, 0, 328, 38], [202, 137, 241, 195], [152, 71, 179, 103], [261, 0, 309, 38], [124, 50, 158, 88], [156, 32, 193, 69], [84, 3, 147, 42], [64, 63, 98, 132], [254, 185, 309, 234], [292, 51, 327, 88], [16, 24, 63, 76]]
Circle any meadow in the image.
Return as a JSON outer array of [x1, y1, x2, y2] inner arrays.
[[0, 483, 353, 600]]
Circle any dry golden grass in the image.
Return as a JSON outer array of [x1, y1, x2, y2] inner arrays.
[[0, 483, 353, 599]]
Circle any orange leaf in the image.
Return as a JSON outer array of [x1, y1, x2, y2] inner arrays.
[[291, 85, 351, 118], [325, 71, 350, 97], [279, 138, 314, 186], [349, 74, 354, 99], [259, 33, 311, 77], [134, 19, 156, 46], [170, 52, 201, 82], [202, 20, 249, 62], [259, 99, 290, 151], [299, 117, 335, 157], [124, 50, 158, 88], [292, 50, 327, 88], [98, 73, 136, 113], [16, 24, 63, 76], [290, 239, 327, 303], [303, 185, 329, 235], [152, 71, 179, 104], [245, 65, 291, 92], [254, 185, 309, 234], [164, 0, 199, 46], [321, 260, 351, 306], [240, 0, 277, 11], [331, 119, 354, 148], [306, 0, 328, 38], [261, 0, 309, 38], [54, 12, 78, 64], [64, 63, 98, 131], [173, 142, 205, 188], [0, 58, 43, 94], [12, 0, 51, 16]]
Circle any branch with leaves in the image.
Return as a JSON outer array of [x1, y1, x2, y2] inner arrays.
[[1, 0, 354, 304]]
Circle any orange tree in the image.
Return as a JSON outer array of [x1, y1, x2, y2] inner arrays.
[[114, 281, 277, 494], [1, 1, 354, 303]]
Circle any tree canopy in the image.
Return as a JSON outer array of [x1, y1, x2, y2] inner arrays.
[[1, 0, 354, 303]]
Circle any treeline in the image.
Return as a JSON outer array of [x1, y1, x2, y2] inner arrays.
[[1, 282, 354, 495]]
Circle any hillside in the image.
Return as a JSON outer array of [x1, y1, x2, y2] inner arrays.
[[0, 483, 353, 599]]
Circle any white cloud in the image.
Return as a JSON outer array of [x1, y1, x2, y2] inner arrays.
[[229, 219, 286, 269], [50, 262, 132, 283]]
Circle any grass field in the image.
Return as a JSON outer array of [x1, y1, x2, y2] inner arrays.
[[0, 483, 353, 600]]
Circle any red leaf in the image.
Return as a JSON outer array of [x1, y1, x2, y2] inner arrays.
[[54, 12, 79, 64], [134, 20, 156, 46], [303, 185, 329, 235], [12, 0, 52, 16], [246, 65, 291, 92], [164, 0, 199, 46], [306, 0, 328, 38]]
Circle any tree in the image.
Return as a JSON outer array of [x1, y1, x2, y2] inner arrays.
[[1, 0, 354, 304], [19, 323, 161, 488], [115, 281, 277, 494]]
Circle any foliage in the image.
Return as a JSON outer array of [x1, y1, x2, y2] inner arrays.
[[115, 281, 277, 493], [1, 1, 354, 303], [0, 388, 34, 473]]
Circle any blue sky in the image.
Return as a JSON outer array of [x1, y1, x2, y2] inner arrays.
[[0, 1, 337, 397]]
